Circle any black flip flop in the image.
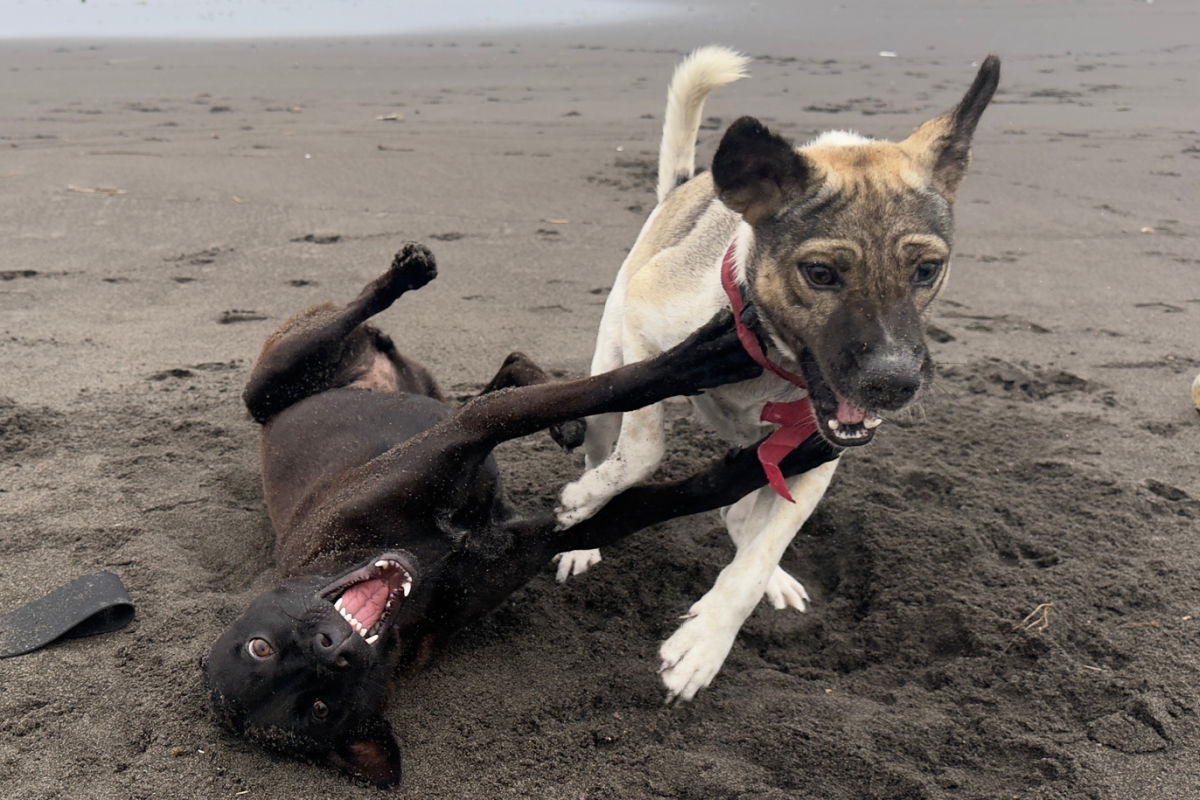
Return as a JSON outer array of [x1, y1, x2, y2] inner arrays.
[[0, 571, 135, 659]]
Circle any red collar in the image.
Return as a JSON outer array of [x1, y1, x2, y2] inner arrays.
[[718, 238, 818, 502], [719, 240, 808, 389]]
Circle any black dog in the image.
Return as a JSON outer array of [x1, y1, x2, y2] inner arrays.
[[203, 243, 839, 785]]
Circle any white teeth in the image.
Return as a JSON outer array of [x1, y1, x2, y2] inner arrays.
[[366, 634, 379, 646], [375, 560, 389, 569], [334, 597, 344, 612], [402, 581, 411, 597], [827, 419, 840, 431], [339, 606, 367, 637], [864, 417, 882, 429]]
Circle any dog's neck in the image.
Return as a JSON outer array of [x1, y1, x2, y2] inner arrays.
[[719, 232, 820, 503], [719, 236, 806, 391]]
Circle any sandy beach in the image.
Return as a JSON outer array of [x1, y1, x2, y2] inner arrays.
[[2, 1, 1199, 797]]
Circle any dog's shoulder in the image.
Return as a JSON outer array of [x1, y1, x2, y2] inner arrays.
[[628, 175, 739, 280]]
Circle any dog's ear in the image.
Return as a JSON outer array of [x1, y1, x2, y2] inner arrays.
[[712, 116, 810, 225], [901, 55, 1000, 201], [328, 715, 402, 787]]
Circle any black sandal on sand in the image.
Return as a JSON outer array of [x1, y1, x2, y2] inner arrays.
[[0, 571, 134, 658]]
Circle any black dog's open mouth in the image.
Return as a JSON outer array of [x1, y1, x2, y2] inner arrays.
[[319, 553, 414, 647], [797, 352, 882, 448]]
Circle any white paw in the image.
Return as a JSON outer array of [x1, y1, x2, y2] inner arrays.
[[552, 549, 601, 583], [764, 567, 810, 611], [554, 477, 610, 529], [658, 603, 740, 703]]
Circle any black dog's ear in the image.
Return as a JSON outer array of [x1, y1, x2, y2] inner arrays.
[[712, 116, 809, 225], [901, 55, 1000, 201], [328, 715, 402, 787]]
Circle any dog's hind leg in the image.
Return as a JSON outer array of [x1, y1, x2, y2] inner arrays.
[[659, 458, 840, 702], [555, 401, 667, 529], [552, 281, 629, 580], [578, 360, 624, 470], [478, 351, 586, 451], [554, 313, 675, 530], [552, 410, 620, 581], [243, 243, 438, 422], [578, 266, 631, 469]]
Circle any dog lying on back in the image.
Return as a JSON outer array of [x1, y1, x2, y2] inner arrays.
[[202, 243, 839, 785], [554, 47, 1000, 701]]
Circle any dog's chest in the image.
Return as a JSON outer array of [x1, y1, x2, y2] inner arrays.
[[687, 372, 806, 445]]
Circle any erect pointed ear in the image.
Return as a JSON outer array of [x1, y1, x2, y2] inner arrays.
[[328, 715, 402, 787], [901, 55, 1000, 201], [712, 116, 810, 225]]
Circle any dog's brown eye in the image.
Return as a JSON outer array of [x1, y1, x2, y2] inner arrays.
[[800, 263, 840, 289], [911, 260, 944, 286], [247, 638, 273, 659], [312, 700, 330, 720]]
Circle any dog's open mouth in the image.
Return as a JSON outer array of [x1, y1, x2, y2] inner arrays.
[[319, 552, 414, 647], [798, 354, 882, 448]]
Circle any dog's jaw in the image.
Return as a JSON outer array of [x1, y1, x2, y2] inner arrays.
[[795, 350, 884, 447], [748, 301, 883, 448], [320, 552, 416, 647]]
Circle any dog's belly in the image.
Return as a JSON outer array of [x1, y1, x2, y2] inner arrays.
[[688, 373, 807, 446], [261, 389, 452, 532]]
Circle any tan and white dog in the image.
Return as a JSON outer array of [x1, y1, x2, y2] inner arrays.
[[554, 46, 1000, 702]]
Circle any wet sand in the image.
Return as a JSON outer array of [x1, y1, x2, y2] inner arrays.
[[2, 2, 1199, 797]]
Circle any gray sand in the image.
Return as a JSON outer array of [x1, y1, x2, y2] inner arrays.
[[2, 2, 1199, 797]]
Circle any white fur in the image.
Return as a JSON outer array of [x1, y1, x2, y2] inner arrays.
[[555, 46, 842, 702], [657, 46, 750, 204], [805, 129, 871, 147]]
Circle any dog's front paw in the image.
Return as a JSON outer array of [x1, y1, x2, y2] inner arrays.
[[388, 242, 438, 292], [552, 549, 601, 582], [659, 601, 740, 703], [764, 567, 810, 611]]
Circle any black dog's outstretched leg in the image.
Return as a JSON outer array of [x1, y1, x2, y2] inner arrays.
[[243, 243, 438, 423], [558, 434, 842, 551], [401, 308, 761, 500], [478, 352, 587, 450], [453, 308, 759, 451], [428, 433, 843, 636], [332, 308, 762, 532]]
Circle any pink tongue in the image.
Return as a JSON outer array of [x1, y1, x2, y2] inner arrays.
[[341, 579, 388, 629], [835, 393, 867, 425]]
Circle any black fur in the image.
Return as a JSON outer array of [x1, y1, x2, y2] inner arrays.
[[203, 244, 838, 785], [712, 116, 810, 224]]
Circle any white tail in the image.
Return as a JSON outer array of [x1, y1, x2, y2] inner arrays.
[[656, 46, 750, 205]]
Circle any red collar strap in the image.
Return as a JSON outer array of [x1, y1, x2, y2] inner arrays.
[[719, 238, 818, 503]]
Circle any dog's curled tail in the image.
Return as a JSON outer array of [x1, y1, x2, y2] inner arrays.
[[656, 45, 750, 205]]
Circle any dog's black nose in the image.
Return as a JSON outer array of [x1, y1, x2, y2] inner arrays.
[[855, 350, 925, 410], [313, 629, 354, 670]]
